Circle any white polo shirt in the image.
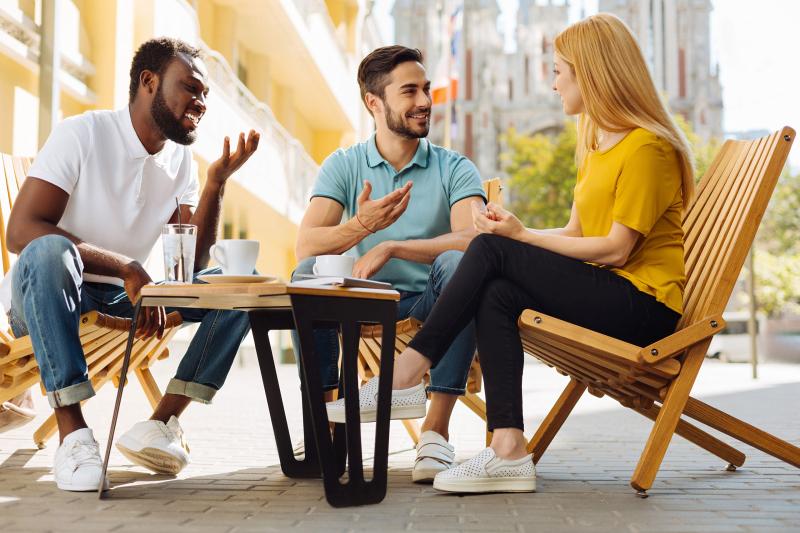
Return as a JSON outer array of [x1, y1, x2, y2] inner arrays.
[[0, 107, 200, 309]]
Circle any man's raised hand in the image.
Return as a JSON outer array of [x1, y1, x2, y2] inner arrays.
[[208, 130, 260, 186], [355, 180, 412, 233]]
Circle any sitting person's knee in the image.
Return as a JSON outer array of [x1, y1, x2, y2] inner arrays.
[[432, 250, 464, 278], [19, 234, 80, 269]]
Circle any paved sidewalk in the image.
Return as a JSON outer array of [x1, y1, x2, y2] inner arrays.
[[1, 349, 798, 532]]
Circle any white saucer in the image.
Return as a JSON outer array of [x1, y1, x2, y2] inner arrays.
[[198, 274, 278, 284]]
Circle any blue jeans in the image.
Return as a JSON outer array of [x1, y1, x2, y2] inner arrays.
[[8, 235, 251, 408], [290, 251, 476, 395]]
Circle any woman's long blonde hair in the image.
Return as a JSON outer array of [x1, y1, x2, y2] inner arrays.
[[554, 13, 695, 209]]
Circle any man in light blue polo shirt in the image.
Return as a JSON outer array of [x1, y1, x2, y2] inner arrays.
[[292, 45, 486, 483]]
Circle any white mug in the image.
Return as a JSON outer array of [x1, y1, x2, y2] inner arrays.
[[313, 255, 355, 277], [210, 239, 259, 275]]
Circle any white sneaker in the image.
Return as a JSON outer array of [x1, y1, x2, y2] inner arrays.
[[54, 428, 109, 491], [433, 448, 536, 493], [116, 416, 190, 474], [326, 377, 427, 423], [412, 430, 455, 483], [292, 439, 305, 457]]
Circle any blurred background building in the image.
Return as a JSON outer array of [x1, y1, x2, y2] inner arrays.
[[0, 0, 386, 281], [599, 0, 723, 140], [393, 0, 723, 178]]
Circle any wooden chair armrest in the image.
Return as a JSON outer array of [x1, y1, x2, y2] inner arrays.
[[519, 309, 640, 363], [638, 314, 725, 364]]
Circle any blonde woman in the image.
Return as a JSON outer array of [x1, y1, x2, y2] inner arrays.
[[327, 13, 695, 493]]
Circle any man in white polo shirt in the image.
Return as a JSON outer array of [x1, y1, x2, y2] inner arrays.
[[3, 37, 259, 491]]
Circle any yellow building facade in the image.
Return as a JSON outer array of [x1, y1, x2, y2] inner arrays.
[[0, 0, 382, 279]]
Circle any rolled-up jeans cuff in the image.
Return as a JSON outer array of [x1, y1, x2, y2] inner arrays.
[[46, 381, 95, 408], [166, 378, 217, 404]]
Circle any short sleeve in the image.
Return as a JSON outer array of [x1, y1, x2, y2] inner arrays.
[[310, 150, 348, 207], [447, 155, 487, 207], [612, 143, 681, 236], [179, 157, 201, 207], [27, 116, 90, 195]]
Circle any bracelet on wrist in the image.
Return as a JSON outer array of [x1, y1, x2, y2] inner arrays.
[[355, 214, 375, 234]]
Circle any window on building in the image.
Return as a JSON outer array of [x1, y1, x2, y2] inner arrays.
[[524, 55, 530, 94]]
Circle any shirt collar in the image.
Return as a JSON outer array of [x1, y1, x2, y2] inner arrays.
[[366, 134, 430, 170], [118, 106, 176, 164], [118, 107, 149, 160]]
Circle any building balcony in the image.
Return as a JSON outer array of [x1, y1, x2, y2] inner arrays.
[[194, 46, 319, 225], [209, 0, 359, 134], [0, 2, 96, 105]]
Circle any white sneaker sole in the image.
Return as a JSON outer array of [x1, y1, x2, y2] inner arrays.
[[57, 475, 109, 492], [412, 465, 449, 483], [433, 476, 536, 493], [116, 442, 186, 475], [327, 403, 426, 424]]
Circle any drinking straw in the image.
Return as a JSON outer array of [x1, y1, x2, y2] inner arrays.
[[175, 197, 184, 281]]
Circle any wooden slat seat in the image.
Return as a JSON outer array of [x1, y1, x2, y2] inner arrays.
[[519, 127, 800, 494], [0, 153, 183, 447], [352, 179, 503, 445]]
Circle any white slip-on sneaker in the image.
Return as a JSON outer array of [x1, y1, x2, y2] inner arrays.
[[433, 447, 536, 493], [116, 415, 190, 475], [412, 430, 455, 483], [326, 377, 427, 423], [54, 428, 109, 491]]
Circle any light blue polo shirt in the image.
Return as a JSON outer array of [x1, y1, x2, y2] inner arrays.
[[311, 134, 486, 293]]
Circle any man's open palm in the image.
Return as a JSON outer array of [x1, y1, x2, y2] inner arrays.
[[356, 180, 412, 233], [208, 130, 260, 185]]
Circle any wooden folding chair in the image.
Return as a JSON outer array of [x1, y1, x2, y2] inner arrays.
[[0, 153, 183, 447], [354, 178, 503, 445], [518, 127, 800, 496]]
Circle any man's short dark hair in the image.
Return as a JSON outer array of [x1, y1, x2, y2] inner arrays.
[[357, 46, 423, 115], [129, 37, 202, 102]]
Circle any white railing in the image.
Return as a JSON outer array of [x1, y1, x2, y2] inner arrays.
[[290, 0, 348, 57], [201, 45, 319, 219]]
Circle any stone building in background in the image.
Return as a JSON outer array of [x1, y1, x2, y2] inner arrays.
[[393, 0, 723, 178], [599, 0, 724, 141]]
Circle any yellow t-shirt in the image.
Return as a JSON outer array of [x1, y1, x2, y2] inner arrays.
[[574, 128, 685, 314]]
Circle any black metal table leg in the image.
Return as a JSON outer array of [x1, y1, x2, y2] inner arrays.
[[290, 294, 396, 507], [98, 299, 142, 498], [248, 309, 322, 478]]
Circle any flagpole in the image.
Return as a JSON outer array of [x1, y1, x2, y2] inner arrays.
[[442, 2, 452, 149]]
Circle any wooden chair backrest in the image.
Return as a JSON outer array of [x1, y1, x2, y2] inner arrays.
[[680, 128, 794, 329], [0, 154, 29, 276], [484, 177, 502, 205]]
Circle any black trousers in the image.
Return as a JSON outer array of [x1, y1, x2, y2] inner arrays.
[[408, 234, 680, 431]]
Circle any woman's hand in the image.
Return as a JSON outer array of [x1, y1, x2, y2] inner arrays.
[[471, 201, 527, 241]]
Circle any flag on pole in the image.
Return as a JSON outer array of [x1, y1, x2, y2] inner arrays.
[[431, 2, 462, 106]]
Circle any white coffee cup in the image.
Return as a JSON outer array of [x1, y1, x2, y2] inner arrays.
[[210, 239, 259, 276], [313, 255, 355, 277]]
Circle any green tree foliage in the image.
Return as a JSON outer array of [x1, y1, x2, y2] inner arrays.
[[753, 168, 800, 316], [500, 120, 577, 228]]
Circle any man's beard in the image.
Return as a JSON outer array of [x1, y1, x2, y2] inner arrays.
[[151, 86, 196, 145], [384, 101, 429, 139]]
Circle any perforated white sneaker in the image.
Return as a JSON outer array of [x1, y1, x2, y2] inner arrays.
[[433, 448, 536, 493], [116, 416, 190, 474], [412, 430, 455, 483], [54, 428, 109, 492], [326, 377, 427, 423]]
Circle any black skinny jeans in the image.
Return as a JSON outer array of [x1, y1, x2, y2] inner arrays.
[[408, 233, 681, 431]]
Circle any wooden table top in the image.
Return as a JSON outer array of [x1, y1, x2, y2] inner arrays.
[[138, 281, 400, 310]]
